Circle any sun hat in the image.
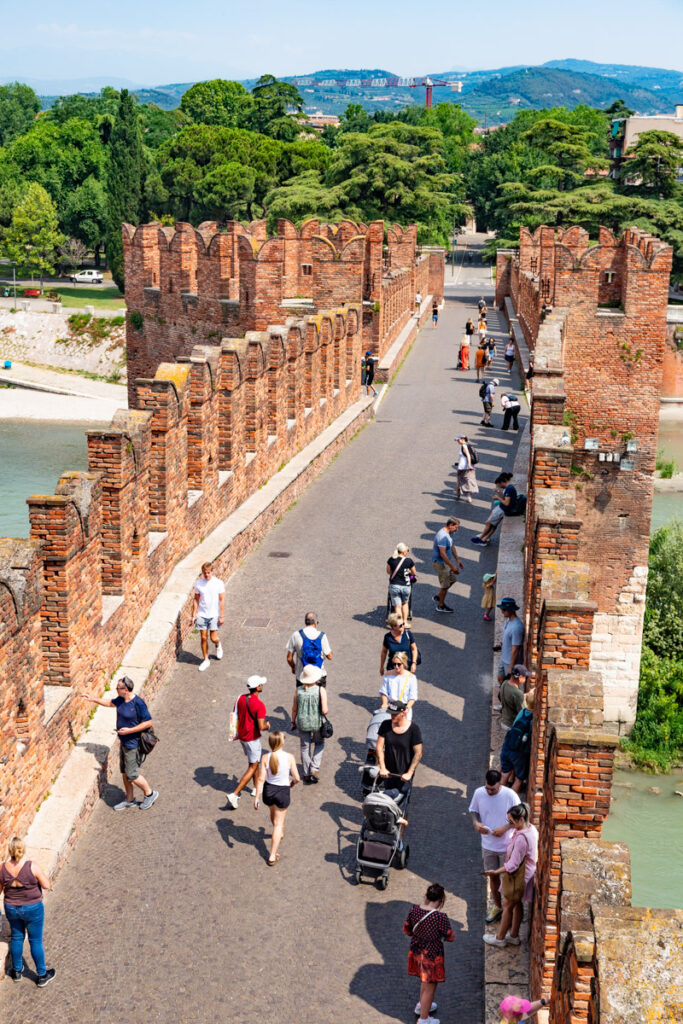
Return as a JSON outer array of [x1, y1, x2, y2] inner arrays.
[[300, 664, 323, 685], [246, 674, 267, 690], [500, 995, 532, 1018], [497, 597, 520, 611]]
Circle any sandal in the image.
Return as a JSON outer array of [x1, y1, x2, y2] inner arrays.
[[267, 854, 281, 866]]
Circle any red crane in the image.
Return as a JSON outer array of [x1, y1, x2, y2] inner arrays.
[[290, 75, 462, 109]]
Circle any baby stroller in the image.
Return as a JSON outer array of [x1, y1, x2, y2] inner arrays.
[[355, 778, 411, 889], [361, 708, 391, 797]]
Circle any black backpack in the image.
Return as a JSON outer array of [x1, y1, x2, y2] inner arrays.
[[466, 442, 479, 466], [515, 493, 527, 516], [478, 381, 488, 400]]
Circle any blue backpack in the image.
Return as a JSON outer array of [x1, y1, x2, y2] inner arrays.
[[299, 629, 324, 668]]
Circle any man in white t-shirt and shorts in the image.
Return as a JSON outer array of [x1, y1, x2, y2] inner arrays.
[[192, 561, 225, 672], [286, 612, 332, 687], [469, 768, 520, 924]]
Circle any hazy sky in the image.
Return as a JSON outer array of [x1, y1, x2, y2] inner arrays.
[[1, 0, 682, 85]]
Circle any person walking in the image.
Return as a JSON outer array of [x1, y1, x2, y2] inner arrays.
[[403, 882, 455, 1024], [1, 837, 55, 986], [465, 317, 475, 343], [484, 336, 496, 367], [501, 392, 521, 431], [380, 652, 418, 721], [82, 677, 158, 810], [474, 342, 487, 382], [376, 700, 423, 801], [481, 378, 499, 427], [458, 332, 470, 370], [478, 317, 487, 343], [455, 435, 478, 503], [226, 675, 270, 809], [469, 769, 520, 927], [477, 297, 486, 314], [291, 664, 328, 783], [483, 802, 538, 947], [415, 290, 422, 315], [380, 615, 419, 678], [362, 350, 378, 397], [191, 561, 225, 672], [504, 339, 516, 373], [431, 301, 439, 327], [386, 542, 417, 625], [431, 518, 463, 614], [254, 732, 300, 866], [286, 612, 332, 686], [481, 572, 497, 622]]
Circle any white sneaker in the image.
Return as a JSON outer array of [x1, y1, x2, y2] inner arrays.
[[506, 935, 521, 945], [198, 658, 210, 672], [417, 1017, 439, 1024], [414, 1001, 437, 1015], [483, 933, 507, 947], [247, 786, 257, 796], [226, 792, 239, 809], [215, 643, 223, 660]]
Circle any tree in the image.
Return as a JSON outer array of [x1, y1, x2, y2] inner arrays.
[[623, 130, 683, 198], [644, 520, 683, 659], [106, 89, 145, 291], [264, 170, 344, 233], [180, 79, 252, 128], [63, 176, 108, 263], [57, 236, 87, 275], [3, 182, 64, 290], [0, 82, 40, 147], [605, 99, 634, 119], [248, 74, 304, 141]]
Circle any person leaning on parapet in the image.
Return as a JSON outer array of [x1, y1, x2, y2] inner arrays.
[[226, 675, 270, 809], [468, 768, 520, 927], [500, 392, 521, 432], [286, 612, 332, 688], [415, 290, 422, 315], [191, 561, 225, 672], [431, 518, 464, 615], [480, 378, 499, 427], [496, 598, 524, 688], [499, 665, 529, 730], [83, 677, 159, 810], [471, 473, 517, 547]]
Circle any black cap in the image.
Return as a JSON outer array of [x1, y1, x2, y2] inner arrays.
[[387, 700, 407, 714]]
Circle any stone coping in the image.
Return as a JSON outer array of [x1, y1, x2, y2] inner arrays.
[[16, 390, 375, 896]]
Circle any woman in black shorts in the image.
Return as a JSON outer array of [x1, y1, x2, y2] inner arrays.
[[254, 732, 300, 865]]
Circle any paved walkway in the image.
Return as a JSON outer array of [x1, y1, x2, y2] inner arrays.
[[1, 238, 522, 1024]]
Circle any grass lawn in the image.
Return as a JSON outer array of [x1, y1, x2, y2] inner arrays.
[[53, 286, 126, 310]]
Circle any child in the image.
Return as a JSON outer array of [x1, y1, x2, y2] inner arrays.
[[482, 572, 496, 621], [499, 995, 547, 1022]]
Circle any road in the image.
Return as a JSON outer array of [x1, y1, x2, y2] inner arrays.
[[1, 237, 523, 1024]]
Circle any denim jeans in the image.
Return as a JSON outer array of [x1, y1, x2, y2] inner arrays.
[[5, 900, 46, 974]]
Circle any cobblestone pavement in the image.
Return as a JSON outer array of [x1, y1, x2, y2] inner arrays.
[[1, 239, 523, 1024]]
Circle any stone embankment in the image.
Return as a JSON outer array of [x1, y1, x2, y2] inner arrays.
[[0, 308, 126, 380]]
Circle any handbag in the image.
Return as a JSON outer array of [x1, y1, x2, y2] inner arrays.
[[500, 834, 528, 903], [228, 696, 239, 742], [318, 688, 333, 739]]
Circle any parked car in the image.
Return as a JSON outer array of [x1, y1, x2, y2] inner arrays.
[[70, 269, 103, 284]]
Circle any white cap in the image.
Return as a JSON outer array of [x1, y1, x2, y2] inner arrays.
[[247, 675, 267, 690]]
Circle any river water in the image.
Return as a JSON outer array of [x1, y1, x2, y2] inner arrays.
[[0, 420, 93, 538], [602, 769, 683, 909]]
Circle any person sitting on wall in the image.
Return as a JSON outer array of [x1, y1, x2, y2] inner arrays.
[[471, 473, 517, 546]]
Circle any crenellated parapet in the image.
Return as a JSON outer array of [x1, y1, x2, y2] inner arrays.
[[0, 303, 362, 849], [123, 218, 444, 402]]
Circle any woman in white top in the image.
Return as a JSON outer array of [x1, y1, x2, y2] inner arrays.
[[455, 435, 479, 504], [254, 732, 300, 866], [380, 652, 418, 721], [504, 340, 516, 372]]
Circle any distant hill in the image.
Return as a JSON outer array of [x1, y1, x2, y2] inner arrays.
[[28, 60, 683, 124]]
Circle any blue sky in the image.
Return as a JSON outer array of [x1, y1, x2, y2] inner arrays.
[[0, 0, 682, 85]]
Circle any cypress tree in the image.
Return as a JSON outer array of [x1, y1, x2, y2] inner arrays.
[[106, 89, 144, 291]]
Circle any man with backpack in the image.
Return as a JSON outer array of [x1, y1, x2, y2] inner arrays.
[[226, 675, 270, 810], [480, 378, 499, 427], [286, 612, 333, 686]]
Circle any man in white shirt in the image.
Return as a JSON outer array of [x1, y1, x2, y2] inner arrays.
[[192, 561, 225, 672], [286, 612, 332, 686], [469, 768, 520, 924]]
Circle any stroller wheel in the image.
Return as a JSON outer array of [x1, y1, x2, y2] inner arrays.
[[397, 844, 410, 870], [354, 868, 362, 885], [377, 874, 389, 891]]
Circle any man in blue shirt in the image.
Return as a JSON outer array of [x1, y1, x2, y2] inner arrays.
[[481, 378, 499, 427], [497, 598, 525, 685], [431, 518, 464, 614]]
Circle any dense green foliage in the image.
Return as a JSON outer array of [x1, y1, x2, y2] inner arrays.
[[622, 521, 683, 771], [105, 90, 145, 291]]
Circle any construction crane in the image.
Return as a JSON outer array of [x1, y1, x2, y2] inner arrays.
[[290, 75, 462, 109]]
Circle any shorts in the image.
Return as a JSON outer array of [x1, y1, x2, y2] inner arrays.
[[482, 850, 506, 872], [433, 561, 458, 590], [500, 747, 529, 781], [498, 659, 510, 679], [262, 782, 291, 809], [197, 615, 218, 631], [487, 505, 505, 527], [505, 354, 515, 366], [483, 401, 492, 414], [240, 738, 262, 764], [120, 744, 142, 780], [389, 583, 411, 606]]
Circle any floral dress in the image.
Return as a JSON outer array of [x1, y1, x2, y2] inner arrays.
[[403, 905, 455, 982]]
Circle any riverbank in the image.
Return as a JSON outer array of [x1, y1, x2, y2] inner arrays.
[[0, 360, 125, 421]]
